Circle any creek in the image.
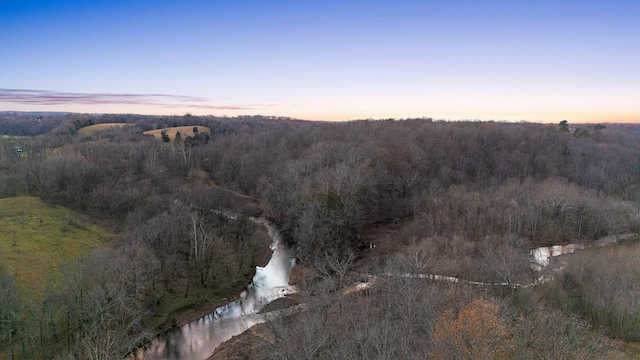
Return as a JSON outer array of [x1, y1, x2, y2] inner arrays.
[[135, 217, 296, 360], [529, 233, 626, 271], [136, 220, 628, 359]]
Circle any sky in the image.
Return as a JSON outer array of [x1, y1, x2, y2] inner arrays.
[[1, 0, 639, 123]]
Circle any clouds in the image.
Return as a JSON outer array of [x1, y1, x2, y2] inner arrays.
[[1, 0, 638, 121], [0, 88, 272, 111]]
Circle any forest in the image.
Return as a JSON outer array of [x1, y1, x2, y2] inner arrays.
[[1, 111, 639, 359]]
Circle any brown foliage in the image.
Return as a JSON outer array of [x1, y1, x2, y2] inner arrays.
[[430, 298, 512, 360]]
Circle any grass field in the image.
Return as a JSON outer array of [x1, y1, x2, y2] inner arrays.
[[143, 125, 210, 141], [76, 123, 132, 136], [0, 196, 113, 297]]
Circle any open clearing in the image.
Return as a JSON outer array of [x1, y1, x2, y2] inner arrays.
[[144, 125, 210, 141], [77, 123, 132, 136], [0, 196, 113, 296]]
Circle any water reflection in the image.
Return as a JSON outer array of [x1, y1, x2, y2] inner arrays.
[[141, 314, 260, 359], [136, 217, 295, 360]]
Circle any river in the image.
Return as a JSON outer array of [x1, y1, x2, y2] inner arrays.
[[135, 219, 628, 359], [135, 217, 296, 360]]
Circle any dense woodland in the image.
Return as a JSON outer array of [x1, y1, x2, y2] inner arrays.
[[1, 112, 640, 359]]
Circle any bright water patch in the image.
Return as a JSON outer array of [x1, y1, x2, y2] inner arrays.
[[136, 218, 296, 360]]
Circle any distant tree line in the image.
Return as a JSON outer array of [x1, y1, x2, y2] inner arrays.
[[2, 114, 640, 261], [1, 113, 639, 358]]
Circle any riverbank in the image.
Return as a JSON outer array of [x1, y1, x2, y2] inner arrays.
[[206, 227, 640, 359], [143, 223, 277, 341], [143, 207, 639, 360], [137, 216, 299, 359]]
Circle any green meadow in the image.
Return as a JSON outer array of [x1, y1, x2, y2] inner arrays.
[[0, 196, 112, 297]]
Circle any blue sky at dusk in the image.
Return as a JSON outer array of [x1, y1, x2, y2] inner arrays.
[[1, 0, 639, 122]]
